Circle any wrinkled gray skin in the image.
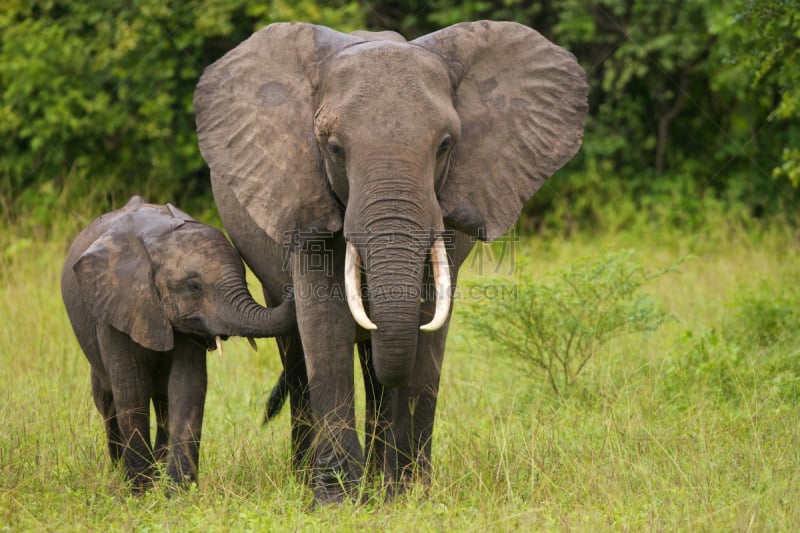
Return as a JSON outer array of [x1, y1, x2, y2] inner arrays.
[[61, 196, 295, 491], [194, 21, 588, 503]]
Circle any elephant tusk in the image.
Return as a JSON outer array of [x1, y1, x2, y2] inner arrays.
[[345, 241, 378, 331], [420, 237, 451, 332], [247, 337, 258, 352], [215, 335, 224, 357]]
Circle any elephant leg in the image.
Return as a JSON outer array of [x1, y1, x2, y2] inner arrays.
[[152, 358, 171, 464], [98, 325, 156, 491], [357, 341, 389, 477], [115, 406, 156, 491], [152, 394, 169, 463], [90, 369, 123, 464], [276, 332, 314, 476], [386, 300, 448, 490], [165, 338, 207, 486], [292, 240, 362, 504]]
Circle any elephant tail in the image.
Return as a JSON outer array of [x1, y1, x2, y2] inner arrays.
[[263, 369, 288, 424]]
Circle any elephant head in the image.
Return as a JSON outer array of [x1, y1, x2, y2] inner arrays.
[[72, 196, 294, 352], [194, 21, 587, 385]]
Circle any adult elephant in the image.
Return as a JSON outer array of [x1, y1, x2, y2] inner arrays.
[[194, 20, 587, 503]]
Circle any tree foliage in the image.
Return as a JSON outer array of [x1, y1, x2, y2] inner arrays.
[[364, 0, 800, 230], [1, 0, 797, 230], [733, 0, 800, 186], [0, 0, 362, 224]]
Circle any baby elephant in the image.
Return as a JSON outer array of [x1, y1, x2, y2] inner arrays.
[[61, 196, 294, 491]]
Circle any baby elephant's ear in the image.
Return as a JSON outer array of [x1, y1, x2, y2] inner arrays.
[[73, 230, 174, 352]]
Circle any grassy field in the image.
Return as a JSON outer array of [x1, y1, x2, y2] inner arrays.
[[1, 213, 799, 531]]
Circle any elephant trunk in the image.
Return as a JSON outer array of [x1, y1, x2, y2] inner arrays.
[[365, 233, 425, 387], [343, 162, 451, 387], [345, 231, 450, 387], [216, 275, 295, 338]]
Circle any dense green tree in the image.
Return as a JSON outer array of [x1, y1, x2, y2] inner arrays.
[[1, 0, 797, 230], [363, 0, 800, 229], [731, 0, 800, 186], [547, 0, 798, 226], [0, 0, 362, 223]]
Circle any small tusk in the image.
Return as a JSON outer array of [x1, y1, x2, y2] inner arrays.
[[345, 241, 377, 331], [247, 337, 258, 352], [420, 237, 452, 332], [215, 335, 223, 357]]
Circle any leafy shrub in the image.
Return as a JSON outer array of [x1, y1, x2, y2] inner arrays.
[[367, 0, 800, 233], [461, 250, 674, 396], [3, 0, 798, 235], [0, 1, 363, 224], [729, 282, 800, 349], [666, 280, 800, 402]]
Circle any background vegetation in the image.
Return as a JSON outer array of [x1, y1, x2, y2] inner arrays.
[[2, 0, 798, 530], [462, 250, 675, 396], [1, 0, 798, 234]]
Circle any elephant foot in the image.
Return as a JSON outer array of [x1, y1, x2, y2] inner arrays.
[[311, 452, 363, 505], [312, 483, 349, 506], [312, 482, 374, 507], [381, 460, 432, 500], [163, 477, 199, 499], [166, 470, 199, 487], [129, 472, 156, 495], [166, 461, 199, 488], [382, 476, 409, 501]]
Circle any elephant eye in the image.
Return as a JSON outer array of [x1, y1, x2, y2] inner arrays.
[[327, 138, 345, 160], [185, 278, 203, 296], [437, 135, 452, 156]]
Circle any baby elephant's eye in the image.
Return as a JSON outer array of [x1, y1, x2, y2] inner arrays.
[[185, 279, 203, 296]]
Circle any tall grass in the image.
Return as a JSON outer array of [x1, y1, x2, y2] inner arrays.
[[2, 211, 799, 530]]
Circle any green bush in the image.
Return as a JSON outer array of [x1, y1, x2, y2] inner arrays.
[[729, 282, 800, 349], [461, 250, 674, 396], [365, 0, 800, 232], [3, 0, 798, 233], [0, 1, 363, 225], [666, 280, 800, 402]]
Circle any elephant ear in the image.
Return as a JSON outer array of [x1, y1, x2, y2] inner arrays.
[[194, 23, 361, 244], [413, 21, 588, 241], [73, 225, 173, 352]]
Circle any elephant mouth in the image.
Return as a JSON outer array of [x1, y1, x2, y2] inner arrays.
[[197, 334, 258, 357], [176, 317, 228, 353], [203, 334, 227, 348], [198, 334, 228, 356]]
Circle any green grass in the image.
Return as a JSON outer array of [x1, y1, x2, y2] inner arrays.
[[2, 213, 799, 531]]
